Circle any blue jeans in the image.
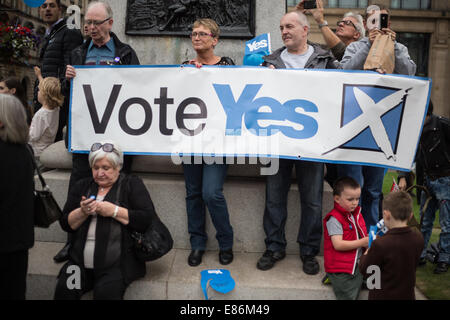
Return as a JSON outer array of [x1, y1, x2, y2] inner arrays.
[[337, 164, 385, 231], [263, 159, 323, 256], [183, 162, 233, 251], [420, 176, 450, 264]]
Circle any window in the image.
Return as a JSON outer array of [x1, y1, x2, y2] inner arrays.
[[287, 0, 369, 8], [327, 0, 368, 8], [391, 0, 431, 9], [397, 32, 430, 77]]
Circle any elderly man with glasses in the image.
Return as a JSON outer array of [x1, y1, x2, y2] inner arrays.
[[54, 1, 140, 264], [297, 0, 365, 62]]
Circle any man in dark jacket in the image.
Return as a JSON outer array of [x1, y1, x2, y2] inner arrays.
[[399, 101, 450, 274], [54, 1, 140, 263], [34, 0, 84, 141], [256, 10, 338, 275]]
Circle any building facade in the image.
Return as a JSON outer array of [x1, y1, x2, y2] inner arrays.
[[0, 0, 90, 103], [1, 0, 448, 117], [287, 0, 449, 117]]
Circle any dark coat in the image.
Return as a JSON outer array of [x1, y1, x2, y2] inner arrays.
[[68, 32, 140, 66], [0, 141, 35, 254], [359, 227, 424, 300], [59, 174, 154, 284], [417, 115, 450, 179], [62, 32, 140, 146], [34, 19, 83, 107], [39, 18, 84, 80], [62, 32, 140, 99], [263, 42, 339, 70]]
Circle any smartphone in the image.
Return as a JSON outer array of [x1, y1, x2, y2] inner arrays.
[[303, 0, 317, 9], [380, 13, 388, 29]]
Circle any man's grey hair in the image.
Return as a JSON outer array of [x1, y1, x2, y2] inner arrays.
[[0, 94, 29, 144], [88, 140, 123, 170], [343, 12, 366, 40], [87, 1, 113, 19], [288, 11, 310, 30]]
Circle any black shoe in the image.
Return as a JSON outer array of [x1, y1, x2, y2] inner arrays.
[[53, 243, 71, 263], [418, 257, 427, 266], [219, 249, 234, 265], [434, 262, 449, 274], [188, 250, 205, 267], [301, 255, 320, 275], [256, 250, 286, 271]]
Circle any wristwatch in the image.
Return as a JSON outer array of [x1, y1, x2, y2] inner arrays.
[[318, 21, 328, 29]]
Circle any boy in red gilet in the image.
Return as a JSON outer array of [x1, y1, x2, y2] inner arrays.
[[324, 177, 369, 300]]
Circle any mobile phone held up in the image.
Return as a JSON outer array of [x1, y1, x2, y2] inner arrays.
[[380, 13, 389, 29], [303, 0, 317, 10]]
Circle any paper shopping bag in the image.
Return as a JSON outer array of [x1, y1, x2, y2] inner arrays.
[[364, 34, 395, 74]]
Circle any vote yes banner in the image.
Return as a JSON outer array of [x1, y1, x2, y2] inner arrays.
[[69, 65, 431, 170]]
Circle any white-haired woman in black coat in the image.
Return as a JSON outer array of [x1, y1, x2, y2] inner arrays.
[[54, 141, 155, 300], [0, 94, 35, 300]]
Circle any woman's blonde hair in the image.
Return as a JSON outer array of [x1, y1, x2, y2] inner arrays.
[[39, 77, 64, 109], [0, 93, 29, 144], [193, 18, 220, 38]]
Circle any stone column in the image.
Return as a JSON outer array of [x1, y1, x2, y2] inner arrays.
[[109, 0, 285, 65], [429, 19, 449, 118]]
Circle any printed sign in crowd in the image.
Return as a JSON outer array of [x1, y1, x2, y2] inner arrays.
[[69, 66, 431, 171]]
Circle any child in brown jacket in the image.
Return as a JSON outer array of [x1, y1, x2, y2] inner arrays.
[[359, 191, 424, 300]]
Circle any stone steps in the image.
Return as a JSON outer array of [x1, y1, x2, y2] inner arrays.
[[35, 169, 333, 254], [26, 241, 345, 300], [30, 170, 427, 300], [27, 242, 427, 300]]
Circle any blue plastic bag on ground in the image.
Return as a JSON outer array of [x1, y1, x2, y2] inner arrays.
[[200, 269, 235, 300]]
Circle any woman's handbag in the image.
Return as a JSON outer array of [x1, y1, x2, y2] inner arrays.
[[116, 175, 173, 262], [130, 217, 174, 262], [27, 145, 62, 228]]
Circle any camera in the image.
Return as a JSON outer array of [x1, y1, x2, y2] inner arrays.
[[303, 0, 317, 10]]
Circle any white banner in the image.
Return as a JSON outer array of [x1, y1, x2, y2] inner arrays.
[[69, 65, 431, 170]]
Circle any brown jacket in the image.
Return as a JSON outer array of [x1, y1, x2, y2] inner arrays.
[[359, 227, 423, 300]]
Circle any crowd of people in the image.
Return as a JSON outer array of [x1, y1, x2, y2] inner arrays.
[[0, 0, 448, 301]]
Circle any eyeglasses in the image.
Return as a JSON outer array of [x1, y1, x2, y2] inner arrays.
[[337, 20, 357, 29], [190, 32, 215, 39], [91, 143, 115, 153], [85, 17, 111, 27]]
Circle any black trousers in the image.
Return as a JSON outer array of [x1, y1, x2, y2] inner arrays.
[[0, 250, 29, 300], [54, 261, 127, 300]]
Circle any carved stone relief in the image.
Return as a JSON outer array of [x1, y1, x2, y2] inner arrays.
[[126, 0, 255, 38]]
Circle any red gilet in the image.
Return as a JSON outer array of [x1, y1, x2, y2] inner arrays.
[[323, 202, 367, 274]]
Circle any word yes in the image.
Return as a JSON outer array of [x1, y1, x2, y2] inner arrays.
[[214, 84, 319, 139], [246, 39, 268, 52]]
